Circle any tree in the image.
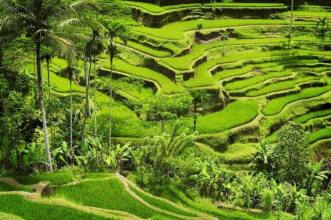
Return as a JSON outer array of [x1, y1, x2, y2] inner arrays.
[[288, 0, 295, 47], [189, 90, 211, 132], [190, 159, 232, 199], [0, 0, 82, 171], [102, 19, 129, 147], [133, 124, 195, 190], [274, 122, 310, 184], [144, 95, 192, 132], [63, 0, 104, 142], [252, 141, 277, 179], [254, 122, 312, 185], [304, 160, 328, 197], [62, 60, 77, 165], [41, 50, 53, 104], [85, 30, 104, 138]]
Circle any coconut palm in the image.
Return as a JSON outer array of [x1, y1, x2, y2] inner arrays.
[[0, 0, 82, 171], [62, 56, 77, 164], [102, 19, 129, 147], [84, 30, 104, 138], [66, 2, 104, 141], [41, 52, 53, 103]]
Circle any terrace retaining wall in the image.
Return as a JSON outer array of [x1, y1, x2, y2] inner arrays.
[[144, 58, 177, 81], [130, 0, 331, 6], [132, 7, 287, 27]]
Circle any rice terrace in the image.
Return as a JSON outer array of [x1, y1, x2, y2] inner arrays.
[[0, 0, 330, 219]]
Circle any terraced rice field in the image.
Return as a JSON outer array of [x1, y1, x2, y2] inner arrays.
[[0, 173, 291, 220], [42, 1, 331, 167]]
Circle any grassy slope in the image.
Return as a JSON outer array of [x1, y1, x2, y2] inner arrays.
[[309, 127, 331, 144], [99, 57, 185, 94], [160, 38, 287, 71], [125, 1, 286, 15], [262, 86, 331, 116], [52, 177, 173, 219], [295, 109, 331, 123], [195, 100, 259, 133], [225, 70, 292, 91], [129, 183, 198, 217], [0, 195, 109, 220], [246, 76, 317, 96], [134, 19, 312, 40]]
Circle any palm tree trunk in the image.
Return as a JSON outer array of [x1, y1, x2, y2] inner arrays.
[[81, 59, 90, 141], [46, 58, 53, 154], [288, 0, 294, 47], [69, 69, 73, 165], [0, 47, 4, 69], [36, 39, 53, 172], [93, 58, 97, 137], [47, 59, 51, 103], [193, 102, 197, 132], [108, 41, 114, 148]]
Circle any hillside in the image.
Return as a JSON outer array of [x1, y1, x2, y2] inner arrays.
[[0, 0, 330, 219]]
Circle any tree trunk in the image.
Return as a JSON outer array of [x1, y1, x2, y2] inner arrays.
[[81, 59, 90, 141], [69, 69, 73, 165], [93, 58, 97, 137], [46, 57, 53, 154], [108, 40, 114, 148], [0, 47, 3, 69], [193, 102, 197, 132], [36, 39, 53, 171], [47, 59, 51, 103], [288, 0, 294, 47]]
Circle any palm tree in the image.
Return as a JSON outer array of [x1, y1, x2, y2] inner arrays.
[[84, 30, 104, 138], [102, 19, 129, 147], [66, 2, 104, 141], [288, 0, 295, 47], [62, 56, 76, 164], [41, 52, 53, 104], [0, 0, 80, 171]]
